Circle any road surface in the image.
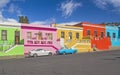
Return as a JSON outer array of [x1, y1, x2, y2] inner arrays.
[[0, 50, 120, 75]]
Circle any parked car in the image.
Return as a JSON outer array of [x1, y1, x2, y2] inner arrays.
[[57, 47, 77, 55], [28, 49, 53, 57]]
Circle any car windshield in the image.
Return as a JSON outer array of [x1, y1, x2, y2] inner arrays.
[[61, 46, 69, 49], [32, 49, 35, 51]]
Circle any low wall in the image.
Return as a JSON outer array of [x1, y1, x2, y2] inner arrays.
[[91, 37, 111, 50], [111, 39, 120, 46]]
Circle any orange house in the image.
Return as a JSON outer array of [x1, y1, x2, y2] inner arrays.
[[75, 22, 111, 50]]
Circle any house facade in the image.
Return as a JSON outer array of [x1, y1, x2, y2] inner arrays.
[[75, 22, 111, 50], [0, 23, 24, 56], [106, 24, 120, 46], [21, 24, 61, 55], [52, 24, 93, 53], [1, 22, 120, 57]]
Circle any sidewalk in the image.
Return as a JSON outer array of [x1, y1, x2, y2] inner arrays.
[[0, 55, 24, 60]]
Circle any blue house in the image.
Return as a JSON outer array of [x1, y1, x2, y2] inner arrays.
[[106, 24, 120, 46], [118, 27, 120, 38]]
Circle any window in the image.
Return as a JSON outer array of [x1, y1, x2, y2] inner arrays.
[[61, 32, 65, 38], [87, 30, 90, 36], [101, 32, 104, 38], [1, 30, 7, 40], [38, 32, 42, 40], [27, 32, 32, 39], [46, 33, 53, 40], [69, 32, 72, 39], [107, 32, 110, 37], [94, 31, 98, 37], [15, 31, 20, 36], [36, 49, 42, 51], [76, 33, 79, 39], [113, 33, 116, 38]]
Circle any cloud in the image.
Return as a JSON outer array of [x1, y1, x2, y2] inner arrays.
[[8, 3, 22, 16], [59, 21, 80, 25], [31, 20, 80, 26], [0, 11, 17, 23], [31, 21, 49, 25], [31, 18, 56, 25], [93, 0, 120, 12], [0, 0, 10, 8], [0, 0, 25, 23], [8, 3, 14, 13], [93, 0, 107, 9], [59, 0, 82, 18], [5, 18, 18, 23], [12, 0, 25, 2], [16, 9, 22, 16]]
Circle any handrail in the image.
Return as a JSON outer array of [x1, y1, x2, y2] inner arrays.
[[0, 40, 15, 52]]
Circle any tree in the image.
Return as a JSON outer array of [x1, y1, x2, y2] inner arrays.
[[19, 16, 29, 24], [24, 16, 29, 23], [19, 16, 24, 23]]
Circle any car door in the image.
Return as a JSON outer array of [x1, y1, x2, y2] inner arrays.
[[43, 50, 50, 55], [62, 48, 68, 54], [65, 49, 70, 54], [36, 49, 42, 56], [61, 48, 66, 53], [69, 48, 73, 53], [36, 49, 44, 56], [40, 50, 48, 56]]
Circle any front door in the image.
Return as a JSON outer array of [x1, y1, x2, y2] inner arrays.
[[15, 31, 20, 44]]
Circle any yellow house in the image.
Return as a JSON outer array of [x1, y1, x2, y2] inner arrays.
[[52, 24, 93, 53]]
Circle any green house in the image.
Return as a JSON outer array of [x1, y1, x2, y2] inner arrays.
[[0, 23, 24, 56]]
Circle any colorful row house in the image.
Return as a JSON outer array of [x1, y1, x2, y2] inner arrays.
[[52, 24, 93, 53], [0, 23, 24, 56], [106, 24, 120, 46], [21, 24, 61, 55], [74, 22, 111, 50], [0, 22, 120, 57]]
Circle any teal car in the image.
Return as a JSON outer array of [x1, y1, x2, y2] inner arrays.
[[57, 47, 78, 55]]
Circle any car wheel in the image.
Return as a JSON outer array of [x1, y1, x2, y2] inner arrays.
[[56, 51, 59, 55], [28, 54, 31, 57], [33, 53, 38, 57], [63, 52, 66, 55], [74, 51, 77, 54], [48, 52, 52, 56]]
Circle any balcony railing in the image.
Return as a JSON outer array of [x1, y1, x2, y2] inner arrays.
[[78, 39, 91, 43]]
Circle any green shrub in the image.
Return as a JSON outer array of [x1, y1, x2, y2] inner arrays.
[[20, 39, 24, 44]]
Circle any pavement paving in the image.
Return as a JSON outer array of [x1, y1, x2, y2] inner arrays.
[[0, 55, 24, 60], [0, 50, 120, 75]]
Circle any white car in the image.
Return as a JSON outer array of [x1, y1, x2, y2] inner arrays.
[[28, 49, 53, 57]]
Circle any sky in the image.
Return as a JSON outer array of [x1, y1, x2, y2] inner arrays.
[[0, 0, 120, 25]]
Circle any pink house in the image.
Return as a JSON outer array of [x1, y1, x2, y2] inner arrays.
[[21, 24, 61, 55]]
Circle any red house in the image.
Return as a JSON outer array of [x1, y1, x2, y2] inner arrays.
[[75, 22, 111, 50]]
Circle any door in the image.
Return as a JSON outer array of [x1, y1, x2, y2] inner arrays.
[[37, 49, 46, 56], [15, 31, 20, 44], [41, 50, 47, 55]]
